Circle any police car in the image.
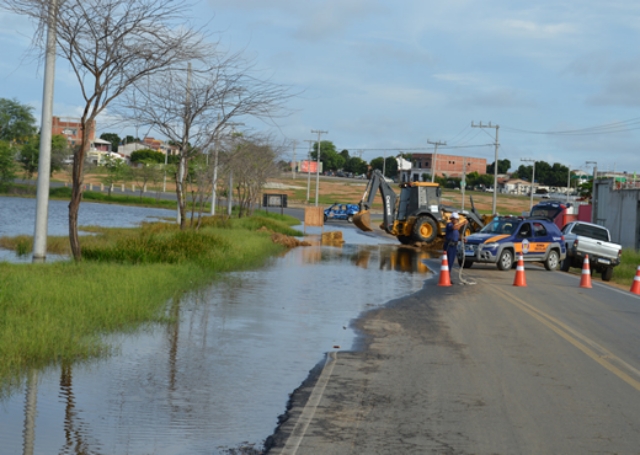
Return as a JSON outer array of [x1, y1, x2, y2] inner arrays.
[[458, 216, 566, 270]]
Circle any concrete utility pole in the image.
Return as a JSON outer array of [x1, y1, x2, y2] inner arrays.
[[311, 129, 328, 206], [291, 140, 297, 180], [521, 158, 536, 211], [427, 140, 446, 183], [471, 122, 500, 214], [304, 139, 314, 203], [382, 149, 387, 178], [461, 159, 468, 211], [587, 161, 597, 223], [32, 0, 58, 263]]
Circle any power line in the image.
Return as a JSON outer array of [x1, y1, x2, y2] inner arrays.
[[503, 117, 640, 136]]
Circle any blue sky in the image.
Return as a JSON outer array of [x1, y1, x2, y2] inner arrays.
[[1, 0, 640, 174]]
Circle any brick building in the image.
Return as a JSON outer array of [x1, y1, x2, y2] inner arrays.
[[52, 117, 96, 148], [407, 153, 486, 182]]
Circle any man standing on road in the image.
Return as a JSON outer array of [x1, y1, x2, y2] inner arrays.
[[445, 212, 465, 270]]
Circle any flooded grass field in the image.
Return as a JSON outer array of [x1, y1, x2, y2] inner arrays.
[[0, 197, 439, 454]]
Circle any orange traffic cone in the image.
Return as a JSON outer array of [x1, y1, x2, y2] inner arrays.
[[513, 253, 527, 287], [580, 255, 592, 289], [437, 252, 452, 287], [630, 266, 640, 295]]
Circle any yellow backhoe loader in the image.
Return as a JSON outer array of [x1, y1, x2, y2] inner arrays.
[[352, 170, 492, 245]]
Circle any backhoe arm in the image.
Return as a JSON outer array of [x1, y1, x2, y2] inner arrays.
[[354, 170, 397, 233]]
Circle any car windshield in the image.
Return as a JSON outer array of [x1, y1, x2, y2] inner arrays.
[[480, 219, 518, 235]]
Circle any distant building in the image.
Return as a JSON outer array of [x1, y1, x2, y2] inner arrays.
[[52, 116, 96, 148], [408, 153, 486, 181]]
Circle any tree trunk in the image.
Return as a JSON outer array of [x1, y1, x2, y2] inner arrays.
[[175, 154, 187, 229], [69, 120, 89, 261]]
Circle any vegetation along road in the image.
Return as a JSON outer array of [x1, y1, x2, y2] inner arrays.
[[267, 260, 640, 454]]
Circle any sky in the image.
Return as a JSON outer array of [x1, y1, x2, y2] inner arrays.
[[1, 0, 640, 175]]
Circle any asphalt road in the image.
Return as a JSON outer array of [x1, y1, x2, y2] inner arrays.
[[267, 260, 640, 454]]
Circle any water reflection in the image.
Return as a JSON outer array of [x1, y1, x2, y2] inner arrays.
[[2, 227, 436, 454]]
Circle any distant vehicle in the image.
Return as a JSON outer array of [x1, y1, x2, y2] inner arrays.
[[460, 216, 566, 270], [560, 221, 621, 281], [324, 203, 360, 223]]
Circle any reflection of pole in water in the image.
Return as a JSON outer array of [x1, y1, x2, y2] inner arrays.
[[167, 296, 181, 393], [22, 369, 38, 455]]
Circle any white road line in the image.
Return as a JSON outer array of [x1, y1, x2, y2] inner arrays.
[[279, 351, 338, 455]]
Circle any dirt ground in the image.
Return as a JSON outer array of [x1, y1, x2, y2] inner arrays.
[[268, 175, 535, 216], [47, 170, 533, 216]]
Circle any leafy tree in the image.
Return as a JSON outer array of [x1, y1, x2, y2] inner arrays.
[[370, 157, 384, 173], [102, 155, 130, 196], [0, 140, 17, 186], [100, 132, 121, 149], [18, 136, 39, 179], [18, 134, 71, 179], [130, 149, 166, 164], [310, 141, 344, 171], [486, 159, 511, 174], [339, 149, 350, 161], [369, 156, 398, 178], [124, 135, 140, 144], [344, 156, 368, 175], [0, 98, 37, 143]]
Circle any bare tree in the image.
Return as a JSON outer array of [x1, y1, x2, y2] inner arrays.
[[231, 136, 282, 217], [119, 51, 295, 228], [2, 0, 208, 259]]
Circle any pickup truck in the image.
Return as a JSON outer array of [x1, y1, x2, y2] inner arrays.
[[560, 221, 622, 281]]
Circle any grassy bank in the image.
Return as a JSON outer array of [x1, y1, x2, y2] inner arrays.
[[0, 211, 302, 395]]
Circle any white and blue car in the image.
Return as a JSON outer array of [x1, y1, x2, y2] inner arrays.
[[324, 203, 360, 223], [459, 216, 566, 271]]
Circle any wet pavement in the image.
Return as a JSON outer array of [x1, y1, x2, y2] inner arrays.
[[0, 198, 441, 455]]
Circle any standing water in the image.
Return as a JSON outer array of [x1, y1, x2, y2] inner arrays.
[[0, 197, 437, 454]]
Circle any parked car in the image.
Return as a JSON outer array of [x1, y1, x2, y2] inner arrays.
[[324, 203, 360, 223], [560, 221, 621, 281], [459, 216, 566, 270]]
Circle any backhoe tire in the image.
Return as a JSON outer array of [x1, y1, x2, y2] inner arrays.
[[397, 235, 412, 245], [497, 249, 513, 271], [412, 216, 438, 244]]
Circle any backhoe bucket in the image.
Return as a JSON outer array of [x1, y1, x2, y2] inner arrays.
[[352, 210, 373, 232]]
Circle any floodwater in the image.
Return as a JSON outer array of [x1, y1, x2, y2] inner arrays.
[[0, 196, 439, 454], [0, 196, 176, 262]]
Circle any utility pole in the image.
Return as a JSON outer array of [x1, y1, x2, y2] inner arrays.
[[382, 149, 387, 178], [521, 158, 536, 211], [304, 139, 313, 204], [587, 161, 597, 223], [472, 122, 500, 214], [427, 140, 446, 183], [32, 0, 58, 263], [291, 140, 297, 180], [311, 129, 328, 206], [566, 167, 571, 203], [461, 159, 468, 211]]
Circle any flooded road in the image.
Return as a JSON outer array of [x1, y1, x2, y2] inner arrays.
[[0, 196, 440, 454]]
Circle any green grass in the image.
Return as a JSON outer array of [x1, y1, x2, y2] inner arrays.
[[0, 212, 302, 395], [612, 249, 640, 287]]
